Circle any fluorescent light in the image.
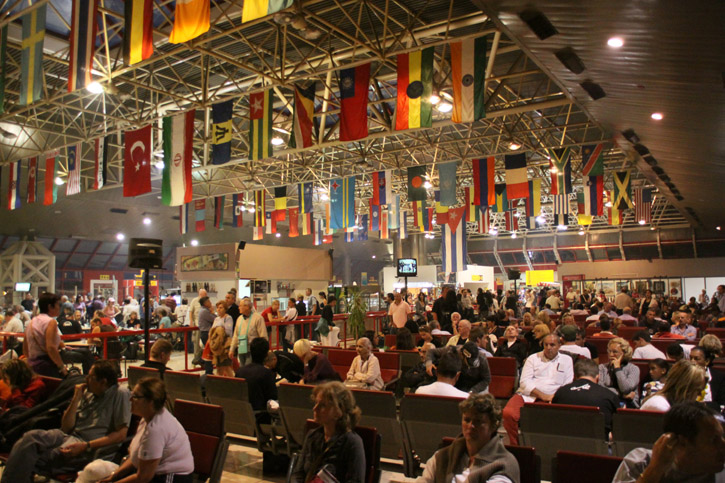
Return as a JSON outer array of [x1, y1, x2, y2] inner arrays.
[[275, 233, 281, 237], [607, 37, 624, 48], [429, 94, 440, 105], [190, 239, 199, 247], [55, 177, 64, 185], [116, 233, 125, 241], [651, 112, 664, 121], [437, 101, 452, 113], [143, 217, 151, 225], [86, 81, 104, 94], [271, 136, 285, 146]]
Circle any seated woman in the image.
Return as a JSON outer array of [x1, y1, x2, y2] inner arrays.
[[419, 393, 520, 482], [640, 361, 706, 412], [91, 377, 194, 483], [391, 327, 415, 351], [598, 337, 640, 408], [0, 359, 46, 412], [291, 382, 365, 483], [294, 339, 338, 384], [689, 345, 725, 410], [526, 322, 550, 356], [345, 337, 383, 390]]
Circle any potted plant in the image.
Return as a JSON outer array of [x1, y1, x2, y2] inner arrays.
[[346, 286, 368, 341]]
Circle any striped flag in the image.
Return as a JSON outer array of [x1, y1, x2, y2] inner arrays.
[[441, 207, 467, 273], [339, 63, 370, 141], [614, 170, 633, 210], [635, 187, 652, 223], [505, 209, 519, 232], [581, 143, 604, 177], [274, 186, 288, 210], [68, 0, 99, 92], [372, 170, 392, 206], [26, 157, 37, 204], [576, 193, 593, 225], [288, 207, 299, 237], [0, 26, 6, 114], [313, 219, 323, 245], [180, 204, 189, 234], [412, 200, 425, 228], [20, 5, 46, 106], [369, 199, 380, 231], [232, 193, 244, 227], [43, 151, 58, 205], [472, 157, 495, 206], [608, 190, 623, 225], [168, 0, 209, 43], [525, 179, 541, 229], [330, 177, 355, 229], [302, 212, 313, 236], [548, 148, 572, 195], [253, 226, 264, 240], [123, 0, 153, 65], [324, 203, 332, 234], [93, 136, 108, 190], [553, 194, 569, 226], [387, 195, 400, 230], [249, 89, 273, 160], [323, 234, 333, 244], [504, 153, 528, 199], [395, 46, 434, 130], [583, 175, 604, 216], [254, 190, 266, 226], [434, 190, 449, 224], [423, 207, 434, 232], [492, 184, 508, 212], [344, 227, 356, 242], [438, 162, 457, 206], [214, 196, 224, 229], [464, 187, 478, 222], [477, 207, 490, 234], [162, 110, 195, 206], [300, 182, 313, 213], [265, 211, 274, 234], [399, 211, 408, 239], [450, 36, 487, 123], [194, 199, 206, 231], [290, 83, 315, 148], [358, 215, 369, 241], [380, 211, 389, 239], [211, 100, 233, 165], [7, 162, 21, 210], [242, 0, 293, 23], [66, 144, 82, 196]]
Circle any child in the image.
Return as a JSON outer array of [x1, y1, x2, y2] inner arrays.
[[642, 358, 669, 400]]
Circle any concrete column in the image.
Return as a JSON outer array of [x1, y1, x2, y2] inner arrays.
[[393, 236, 403, 261], [418, 234, 428, 265], [343, 254, 352, 286]]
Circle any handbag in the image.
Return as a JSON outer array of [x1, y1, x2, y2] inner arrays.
[[316, 317, 330, 337], [237, 315, 253, 355]]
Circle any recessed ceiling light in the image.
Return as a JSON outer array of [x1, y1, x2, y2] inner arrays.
[[116, 233, 125, 241], [437, 101, 452, 113], [508, 141, 521, 151], [716, 226, 721, 231], [190, 239, 199, 246], [607, 37, 624, 48], [651, 112, 664, 121], [143, 217, 151, 225], [87, 81, 104, 94]]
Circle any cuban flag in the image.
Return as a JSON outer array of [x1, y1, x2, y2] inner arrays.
[[7, 161, 21, 210], [441, 207, 467, 273]]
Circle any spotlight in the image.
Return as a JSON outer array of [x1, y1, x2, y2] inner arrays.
[[578, 229, 585, 236], [372, 255, 376, 259], [116, 233, 125, 241], [437, 101, 452, 113], [86, 81, 104, 94], [271, 136, 285, 146], [536, 215, 546, 224], [557, 225, 568, 231], [639, 220, 646, 225], [607, 37, 624, 48], [605, 201, 613, 207], [275, 233, 281, 237], [488, 228, 498, 235], [155, 161, 165, 170], [716, 226, 721, 231], [508, 141, 521, 151], [511, 232, 517, 239], [550, 166, 558, 174], [429, 94, 440, 105], [651, 112, 664, 121], [190, 239, 199, 246], [143, 217, 151, 225], [320, 193, 329, 201], [55, 177, 65, 185], [423, 181, 432, 189]]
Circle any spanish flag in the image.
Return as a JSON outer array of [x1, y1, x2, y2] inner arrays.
[[249, 89, 273, 160], [396, 46, 434, 131], [242, 0, 293, 23], [124, 0, 153, 65], [169, 0, 209, 44]]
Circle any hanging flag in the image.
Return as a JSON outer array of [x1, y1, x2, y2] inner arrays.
[[583, 175, 604, 216], [242, 0, 293, 23], [450, 36, 487, 123], [232, 193, 244, 227], [68, 0, 99, 92], [266, 211, 275, 234], [214, 196, 224, 229], [581, 143, 604, 177], [162, 110, 194, 206], [412, 200, 425, 228], [124, 125, 152, 197], [66, 144, 82, 196], [463, 187, 478, 222], [302, 212, 313, 236], [313, 219, 323, 245], [290, 83, 315, 149], [438, 162, 458, 206], [254, 189, 266, 226], [169, 0, 209, 43], [472, 157, 495, 206], [344, 226, 356, 242], [477, 207, 490, 234], [407, 165, 427, 201], [423, 207, 434, 232], [211, 100, 233, 165], [548, 147, 572, 195], [324, 203, 332, 234], [504, 153, 528, 199], [273, 186, 288, 211], [288, 207, 299, 237], [614, 170, 633, 210], [434, 190, 449, 224], [19, 4, 46, 106], [608, 190, 623, 225], [300, 182, 313, 213], [369, 199, 380, 231], [441, 207, 467, 273], [380, 211, 389, 239], [525, 179, 541, 229], [395, 46, 434, 130], [399, 211, 408, 239], [93, 136, 108, 190], [553, 194, 569, 226], [253, 226, 264, 240], [576, 193, 593, 225], [358, 215, 369, 241], [123, 0, 153, 65], [504, 209, 519, 232], [7, 162, 21, 210], [249, 89, 273, 160], [492, 184, 508, 212], [635, 187, 653, 223], [43, 152, 58, 205], [339, 63, 370, 142], [323, 234, 333, 244], [330, 177, 355, 229], [0, 26, 7, 114], [180, 204, 189, 234], [26, 157, 37, 204], [371, 170, 392, 206], [273, 208, 286, 222], [195, 199, 206, 232], [387, 195, 400, 230]]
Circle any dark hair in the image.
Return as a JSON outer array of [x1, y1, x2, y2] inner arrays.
[[663, 401, 718, 442], [574, 358, 599, 379], [38, 293, 61, 314], [199, 296, 210, 306], [250, 337, 270, 364], [395, 328, 415, 350], [650, 358, 669, 372], [134, 377, 167, 411], [633, 330, 651, 343], [599, 317, 611, 331], [666, 343, 685, 360], [1, 359, 35, 389], [657, 321, 672, 334], [150, 339, 173, 359], [470, 328, 485, 342], [182, 298, 188, 305], [327, 295, 336, 303], [91, 360, 118, 387], [437, 351, 463, 378]]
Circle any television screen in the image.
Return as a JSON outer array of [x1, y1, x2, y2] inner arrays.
[[15, 282, 31, 292], [397, 258, 418, 277]]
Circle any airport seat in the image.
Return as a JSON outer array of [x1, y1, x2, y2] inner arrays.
[[611, 409, 664, 457], [277, 382, 315, 454], [205, 375, 256, 438], [616, 326, 642, 340], [554, 450, 623, 483], [174, 399, 228, 483], [126, 365, 161, 390], [164, 370, 205, 408]]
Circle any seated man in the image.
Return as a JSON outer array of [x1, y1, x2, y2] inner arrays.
[[345, 337, 383, 390], [0, 360, 130, 482], [401, 342, 436, 393], [502, 334, 573, 445], [470, 328, 494, 358], [553, 358, 620, 437], [619, 307, 639, 324], [235, 338, 278, 423], [632, 330, 666, 359], [425, 343, 491, 394], [140, 338, 173, 376], [591, 316, 615, 337], [654, 320, 686, 340], [613, 401, 725, 482], [415, 350, 470, 398], [670, 311, 697, 341], [446, 320, 472, 346], [558, 325, 592, 359]]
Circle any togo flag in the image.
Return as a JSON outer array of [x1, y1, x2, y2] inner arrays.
[[441, 207, 467, 273], [450, 36, 487, 123], [162, 110, 195, 206], [249, 89, 273, 160], [242, 0, 293, 23], [395, 46, 434, 130]]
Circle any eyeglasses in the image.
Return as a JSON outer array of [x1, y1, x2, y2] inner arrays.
[[130, 394, 146, 400]]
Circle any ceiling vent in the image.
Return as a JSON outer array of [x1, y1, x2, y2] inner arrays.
[[110, 208, 128, 214], [555, 47, 586, 74], [580, 80, 606, 100], [519, 8, 558, 40]]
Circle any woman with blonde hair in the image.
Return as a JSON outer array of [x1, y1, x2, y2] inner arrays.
[[521, 312, 534, 327], [527, 322, 550, 356], [598, 337, 640, 407], [640, 361, 706, 412]]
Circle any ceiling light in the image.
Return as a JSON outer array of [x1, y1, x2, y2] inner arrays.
[[116, 233, 125, 241], [510, 232, 517, 239], [557, 224, 568, 231], [86, 81, 104, 94], [437, 101, 453, 113], [247, 207, 256, 213], [55, 177, 64, 185], [153, 152, 165, 158], [271, 136, 285, 146], [536, 215, 546, 224], [155, 161, 165, 170], [275, 233, 281, 238], [607, 37, 624, 48], [423, 181, 432, 189], [429, 94, 440, 105], [372, 255, 376, 259], [650, 226, 656, 231], [488, 228, 498, 235], [639, 219, 646, 225], [508, 141, 521, 151], [578, 229, 585, 236], [143, 217, 151, 225], [716, 226, 721, 231], [514, 211, 520, 218], [651, 112, 664, 121], [550, 166, 558, 173], [190, 239, 199, 247], [320, 193, 329, 201], [605, 201, 613, 207]]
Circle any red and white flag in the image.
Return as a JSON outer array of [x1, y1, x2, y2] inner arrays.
[[27, 157, 37, 203], [7, 161, 21, 210], [123, 125, 152, 197], [93, 136, 108, 190], [66, 143, 82, 196], [44, 151, 58, 205]]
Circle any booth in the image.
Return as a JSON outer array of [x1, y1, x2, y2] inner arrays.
[[458, 265, 496, 292]]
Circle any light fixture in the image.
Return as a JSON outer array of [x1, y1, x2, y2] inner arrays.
[[605, 201, 613, 207], [488, 227, 498, 235], [514, 211, 520, 218], [557, 224, 568, 231], [550, 166, 558, 174], [247, 207, 256, 213], [508, 141, 521, 151], [143, 217, 151, 225], [650, 226, 656, 231], [578, 229, 585, 236], [716, 226, 721, 231], [55, 177, 64, 185], [155, 161, 165, 170], [86, 81, 104, 94], [437, 101, 452, 113], [153, 152, 165, 158], [423, 181, 432, 189], [372, 255, 376, 259], [607, 37, 624, 48], [639, 220, 646, 225], [271, 136, 285, 146], [320, 193, 329, 201], [116, 233, 125, 241], [536, 215, 546, 224], [510, 232, 517, 239], [651, 112, 664, 121], [429, 94, 440, 105], [275, 233, 281, 238], [190, 239, 199, 246]]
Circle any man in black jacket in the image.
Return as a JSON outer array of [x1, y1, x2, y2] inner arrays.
[[235, 338, 278, 423]]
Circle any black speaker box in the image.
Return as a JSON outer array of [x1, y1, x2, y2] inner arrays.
[[508, 269, 521, 280], [128, 238, 163, 269]]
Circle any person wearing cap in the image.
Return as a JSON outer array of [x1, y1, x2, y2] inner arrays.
[[425, 343, 491, 394], [670, 311, 697, 341], [558, 325, 592, 359]]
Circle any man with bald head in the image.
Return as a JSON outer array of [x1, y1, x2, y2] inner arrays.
[[502, 333, 574, 445], [230, 298, 268, 366], [446, 319, 472, 346], [345, 337, 383, 390], [188, 288, 207, 365]]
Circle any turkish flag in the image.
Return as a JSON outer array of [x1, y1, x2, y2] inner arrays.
[[123, 125, 152, 197]]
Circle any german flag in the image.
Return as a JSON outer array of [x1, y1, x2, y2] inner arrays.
[[249, 89, 273, 160], [124, 0, 153, 65], [396, 47, 434, 131]]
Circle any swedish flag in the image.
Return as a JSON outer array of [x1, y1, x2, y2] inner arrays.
[[20, 5, 46, 106]]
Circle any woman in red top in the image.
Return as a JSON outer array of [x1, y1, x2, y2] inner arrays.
[[1, 359, 46, 412]]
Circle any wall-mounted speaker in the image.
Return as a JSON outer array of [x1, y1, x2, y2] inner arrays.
[[128, 238, 163, 269]]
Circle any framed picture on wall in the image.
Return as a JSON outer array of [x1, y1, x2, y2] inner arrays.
[[601, 281, 616, 297], [635, 281, 648, 296], [653, 281, 666, 295], [253, 280, 270, 294], [669, 279, 682, 298]]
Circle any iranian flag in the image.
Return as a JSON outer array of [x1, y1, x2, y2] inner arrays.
[[450, 36, 487, 123], [162, 110, 194, 206]]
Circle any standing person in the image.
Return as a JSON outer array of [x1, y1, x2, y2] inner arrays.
[[282, 297, 299, 351], [476, 288, 488, 320], [306, 288, 319, 316], [317, 295, 337, 340], [196, 297, 215, 369], [209, 303, 234, 377], [698, 289, 710, 308], [614, 287, 634, 313], [174, 298, 189, 326], [23, 292, 68, 378], [187, 288, 207, 366], [261, 300, 284, 346], [21, 293, 35, 312], [230, 298, 268, 366], [388, 291, 412, 334], [224, 292, 240, 325]]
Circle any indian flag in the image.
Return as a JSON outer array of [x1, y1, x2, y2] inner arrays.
[[450, 36, 487, 123], [396, 46, 434, 130], [162, 110, 194, 206]]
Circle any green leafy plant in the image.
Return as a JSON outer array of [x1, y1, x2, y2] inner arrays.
[[346, 286, 368, 340]]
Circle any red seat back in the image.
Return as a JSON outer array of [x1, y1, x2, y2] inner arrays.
[[586, 326, 601, 337], [384, 334, 396, 348], [487, 356, 517, 377], [616, 326, 642, 341], [489, 375, 516, 399], [555, 450, 623, 483], [174, 399, 225, 480], [650, 339, 678, 355]]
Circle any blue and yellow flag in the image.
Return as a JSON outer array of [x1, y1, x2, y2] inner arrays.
[[211, 100, 233, 165], [492, 184, 508, 213], [299, 181, 313, 213], [20, 5, 46, 106], [330, 177, 355, 229]]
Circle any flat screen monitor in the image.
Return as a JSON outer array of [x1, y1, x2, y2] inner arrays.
[[397, 258, 418, 277], [15, 282, 31, 292]]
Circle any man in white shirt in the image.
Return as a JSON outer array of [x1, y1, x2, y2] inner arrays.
[[502, 334, 574, 445], [188, 288, 207, 365], [415, 350, 470, 398], [558, 325, 591, 359], [546, 291, 562, 311], [632, 331, 667, 359], [565, 288, 577, 308], [614, 288, 634, 312], [388, 291, 411, 333]]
